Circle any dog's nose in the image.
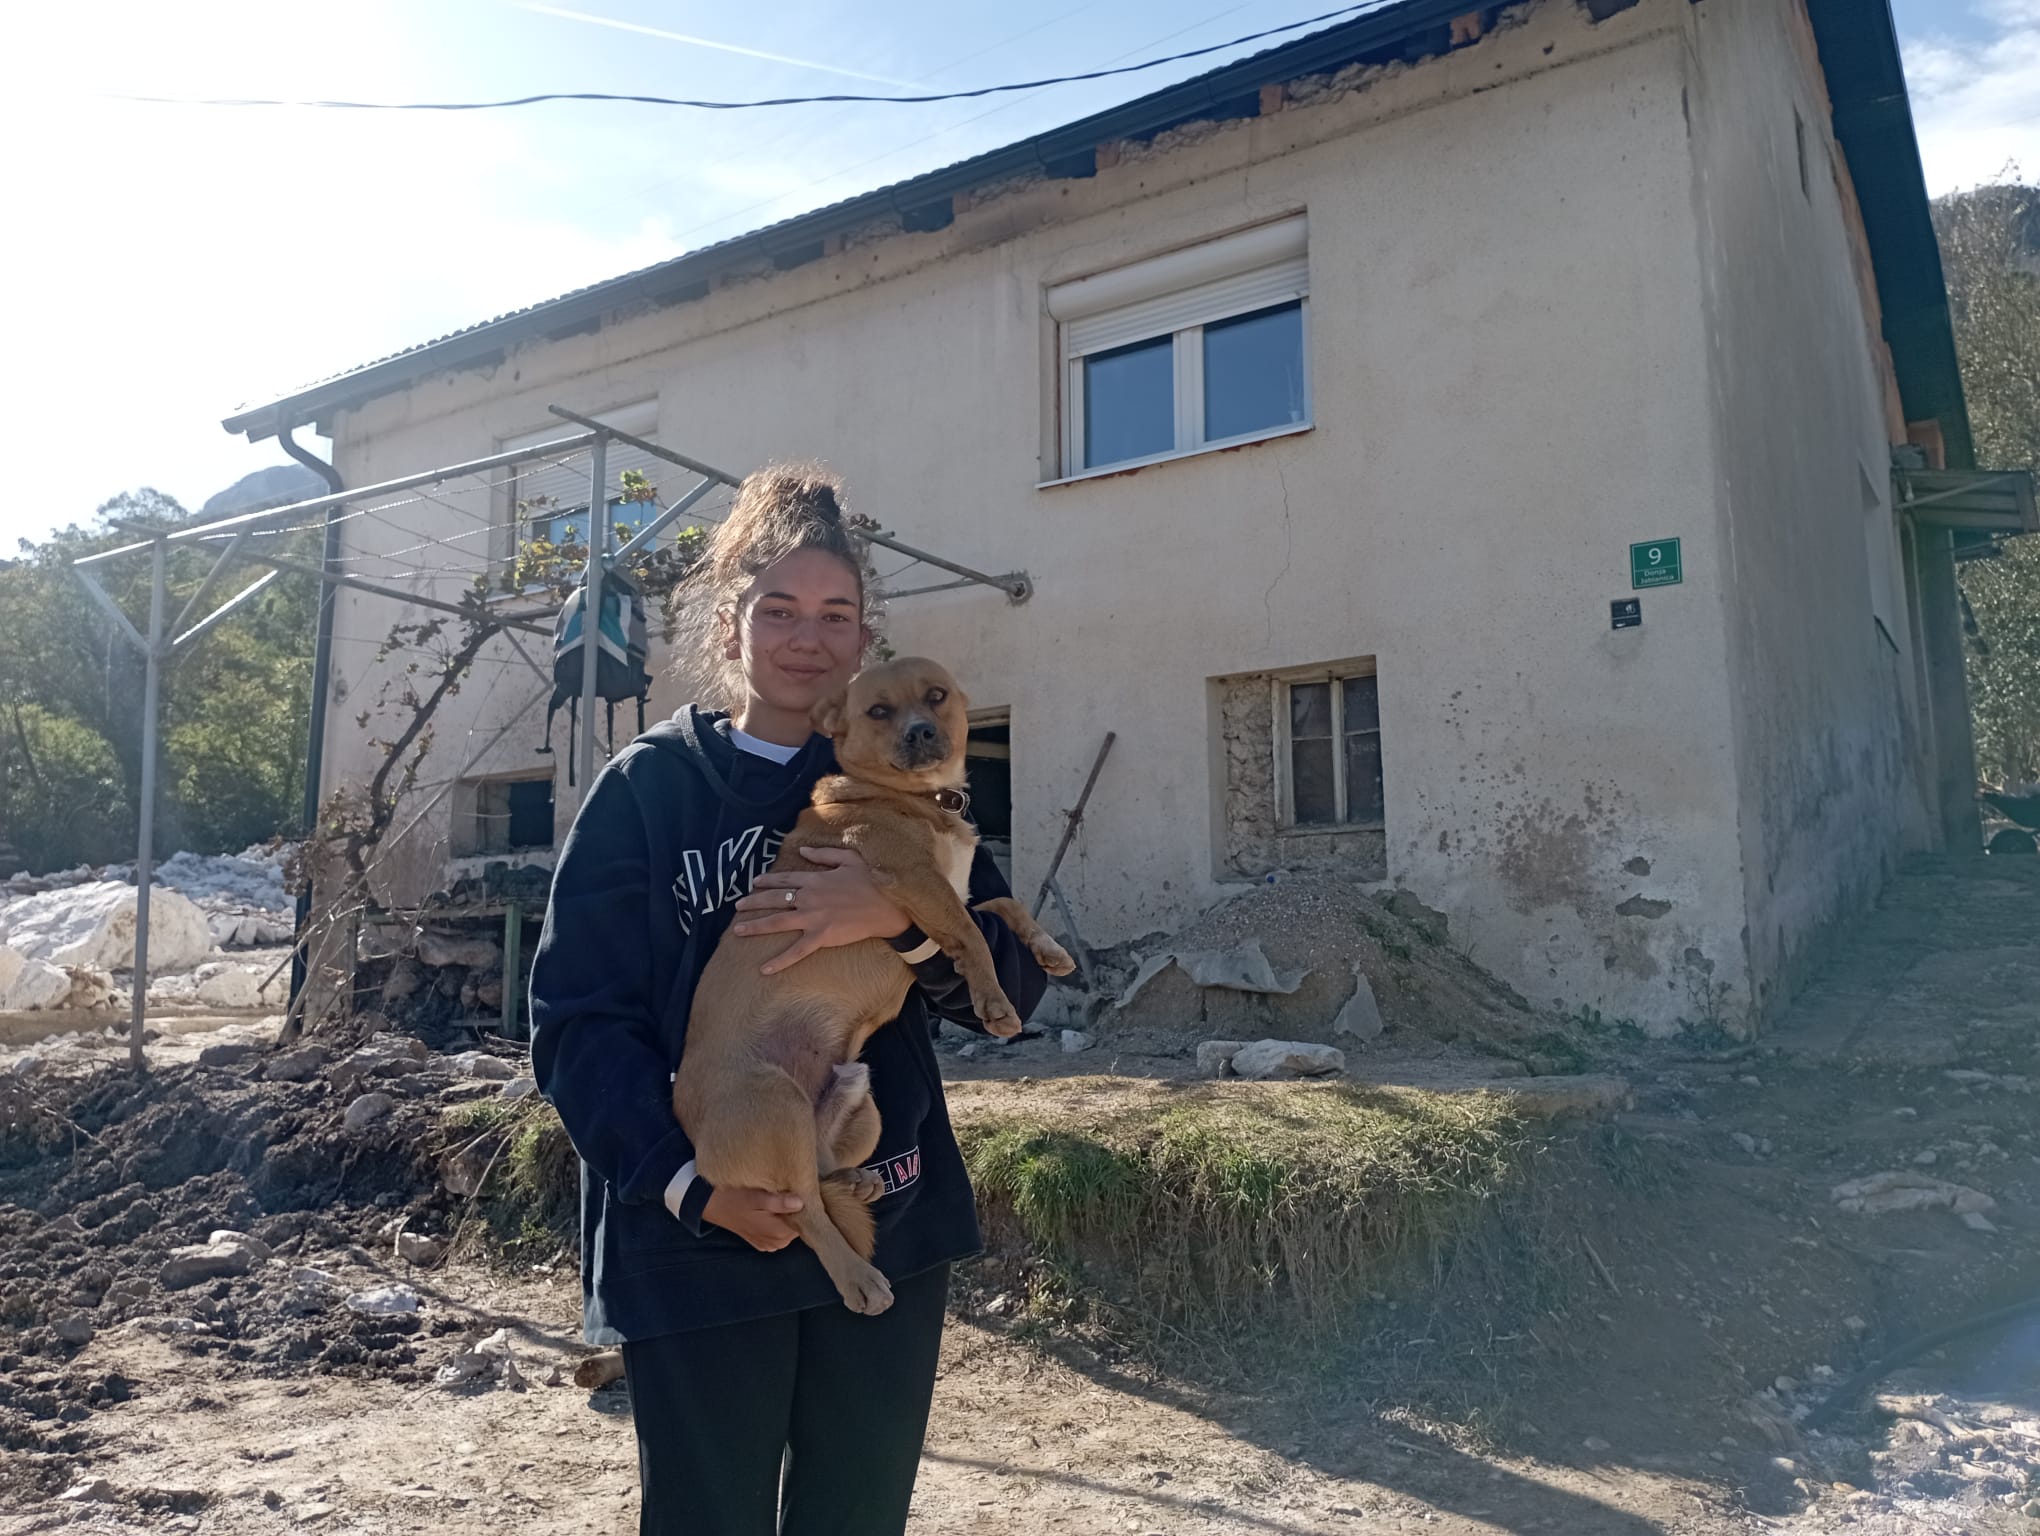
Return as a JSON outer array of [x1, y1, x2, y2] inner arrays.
[[904, 720, 939, 750]]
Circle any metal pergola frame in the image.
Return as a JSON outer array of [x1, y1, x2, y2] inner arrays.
[[71, 404, 1033, 1067]]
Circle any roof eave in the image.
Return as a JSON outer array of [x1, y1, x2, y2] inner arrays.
[[222, 0, 1475, 443]]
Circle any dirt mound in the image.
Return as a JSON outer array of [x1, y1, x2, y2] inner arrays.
[[1102, 873, 1572, 1064], [0, 1033, 530, 1494]]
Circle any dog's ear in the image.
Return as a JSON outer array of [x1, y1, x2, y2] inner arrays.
[[811, 686, 849, 739]]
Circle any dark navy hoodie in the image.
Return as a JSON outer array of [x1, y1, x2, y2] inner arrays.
[[529, 705, 1048, 1344]]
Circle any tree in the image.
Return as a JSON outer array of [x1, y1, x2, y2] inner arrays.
[[1936, 181, 2040, 785], [0, 492, 318, 870]]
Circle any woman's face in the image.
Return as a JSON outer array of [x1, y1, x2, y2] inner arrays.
[[728, 547, 867, 723]]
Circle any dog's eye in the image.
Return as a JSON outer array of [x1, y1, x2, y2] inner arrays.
[[925, 688, 947, 706], [866, 704, 892, 720]]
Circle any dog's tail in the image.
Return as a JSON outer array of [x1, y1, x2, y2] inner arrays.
[[818, 1175, 877, 1261]]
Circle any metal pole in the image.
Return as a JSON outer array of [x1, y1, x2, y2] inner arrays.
[[129, 538, 167, 1073], [1032, 731, 1117, 919], [576, 433, 609, 794], [854, 527, 1031, 603]]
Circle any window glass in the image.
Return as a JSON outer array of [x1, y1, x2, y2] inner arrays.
[[1083, 334, 1175, 468], [1203, 301, 1305, 443]]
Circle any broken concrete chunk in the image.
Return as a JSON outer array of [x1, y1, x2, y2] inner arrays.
[[344, 1284, 420, 1315], [1830, 1171, 1998, 1218], [1332, 965, 1384, 1041], [416, 932, 502, 970], [160, 1233, 265, 1290], [395, 1231, 446, 1266], [59, 1478, 118, 1503], [1196, 1040, 1247, 1078], [198, 1040, 259, 1068], [498, 1076, 539, 1101], [52, 1315, 95, 1346], [1228, 1040, 1345, 1080]]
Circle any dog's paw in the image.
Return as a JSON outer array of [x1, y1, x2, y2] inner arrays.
[[1031, 936, 1077, 977], [829, 1166, 886, 1204], [976, 990, 1022, 1038], [840, 1265, 895, 1316]]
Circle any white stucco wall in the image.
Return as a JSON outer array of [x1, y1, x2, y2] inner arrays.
[[1681, 0, 1934, 1020], [312, 0, 1915, 1033]]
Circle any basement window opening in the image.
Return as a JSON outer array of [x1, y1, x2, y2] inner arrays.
[[1048, 216, 1311, 480], [456, 773, 557, 858]]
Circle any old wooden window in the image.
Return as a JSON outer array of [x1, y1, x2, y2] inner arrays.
[[1282, 670, 1383, 829]]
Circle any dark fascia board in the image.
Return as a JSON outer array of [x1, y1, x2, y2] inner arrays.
[[220, 0, 1476, 443], [1804, 0, 1975, 469]]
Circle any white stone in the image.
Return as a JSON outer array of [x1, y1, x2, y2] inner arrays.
[[1196, 1040, 1247, 1077], [160, 1233, 264, 1289], [450, 1050, 517, 1081], [59, 1479, 117, 1503], [0, 946, 77, 1010], [343, 1092, 395, 1131], [396, 1230, 446, 1265], [345, 1284, 420, 1315], [1060, 1029, 1092, 1054], [194, 964, 264, 1010], [1960, 1210, 1999, 1233], [498, 1076, 539, 1101], [209, 1229, 274, 1261], [1228, 1039, 1346, 1080]]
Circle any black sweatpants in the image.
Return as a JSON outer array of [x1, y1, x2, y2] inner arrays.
[[621, 1263, 949, 1536]]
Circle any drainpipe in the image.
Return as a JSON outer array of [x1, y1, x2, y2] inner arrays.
[[278, 425, 344, 1013]]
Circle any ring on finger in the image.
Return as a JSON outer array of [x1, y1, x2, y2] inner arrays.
[[784, 889, 797, 907]]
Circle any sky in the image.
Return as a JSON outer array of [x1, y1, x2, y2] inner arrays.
[[2, 0, 2034, 550]]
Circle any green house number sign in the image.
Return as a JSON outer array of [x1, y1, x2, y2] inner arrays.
[[1630, 538, 1682, 590]]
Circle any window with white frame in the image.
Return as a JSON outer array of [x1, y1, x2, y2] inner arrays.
[[1049, 216, 1311, 478], [1281, 667, 1383, 829], [494, 399, 667, 583]]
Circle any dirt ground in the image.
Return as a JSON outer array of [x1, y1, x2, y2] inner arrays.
[[2, 853, 2037, 1534]]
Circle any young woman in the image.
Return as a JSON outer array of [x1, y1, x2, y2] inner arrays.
[[529, 464, 1051, 1536]]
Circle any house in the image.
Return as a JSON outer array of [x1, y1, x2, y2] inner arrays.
[[221, 0, 2037, 1034]]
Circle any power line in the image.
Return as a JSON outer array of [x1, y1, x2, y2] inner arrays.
[[104, 3, 1377, 113]]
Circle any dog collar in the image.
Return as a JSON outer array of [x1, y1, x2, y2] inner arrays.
[[930, 787, 970, 817]]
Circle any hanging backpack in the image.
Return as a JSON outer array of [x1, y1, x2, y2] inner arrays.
[[538, 570, 652, 784]]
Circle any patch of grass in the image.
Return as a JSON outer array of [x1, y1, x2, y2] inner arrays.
[[953, 1078, 1529, 1340], [439, 1096, 578, 1261]]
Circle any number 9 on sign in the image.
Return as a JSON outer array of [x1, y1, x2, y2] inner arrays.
[[1629, 538, 1682, 590]]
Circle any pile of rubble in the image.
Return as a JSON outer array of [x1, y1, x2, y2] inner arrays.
[[1021, 871, 1572, 1071], [0, 847, 297, 1015], [0, 1018, 553, 1496]]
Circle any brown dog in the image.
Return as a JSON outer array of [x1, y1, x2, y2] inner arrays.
[[673, 658, 1075, 1314]]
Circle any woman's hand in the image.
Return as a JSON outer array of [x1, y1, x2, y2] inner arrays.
[[729, 846, 910, 975], [702, 1185, 806, 1252]]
